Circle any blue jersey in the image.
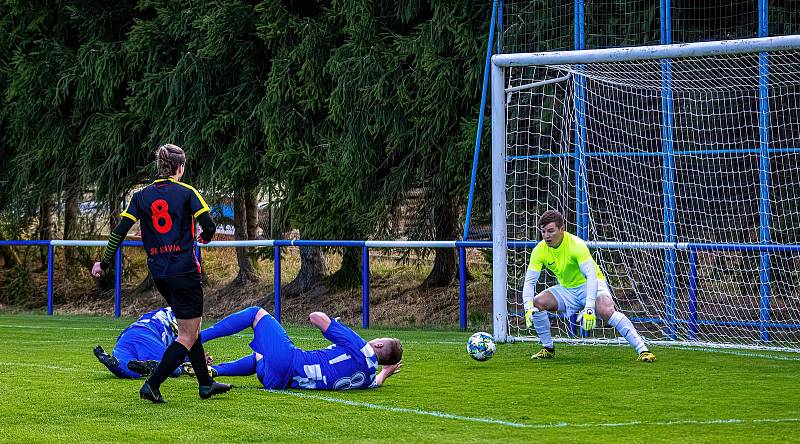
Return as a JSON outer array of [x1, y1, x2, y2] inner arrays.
[[289, 320, 379, 390], [121, 178, 210, 278], [112, 307, 178, 363]]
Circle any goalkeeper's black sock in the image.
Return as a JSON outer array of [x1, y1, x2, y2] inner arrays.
[[146, 341, 188, 389], [187, 334, 213, 387], [544, 346, 555, 353]]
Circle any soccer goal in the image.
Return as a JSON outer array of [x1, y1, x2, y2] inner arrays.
[[491, 35, 800, 352]]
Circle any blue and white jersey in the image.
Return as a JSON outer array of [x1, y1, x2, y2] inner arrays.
[[290, 320, 379, 390], [115, 307, 178, 351]]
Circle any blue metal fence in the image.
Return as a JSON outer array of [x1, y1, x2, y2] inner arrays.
[[3, 239, 799, 341]]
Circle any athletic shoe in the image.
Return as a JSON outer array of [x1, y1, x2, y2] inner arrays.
[[182, 362, 218, 378], [199, 381, 232, 400], [93, 345, 120, 369], [139, 382, 166, 404], [531, 347, 556, 359], [127, 360, 159, 377], [638, 351, 657, 363]]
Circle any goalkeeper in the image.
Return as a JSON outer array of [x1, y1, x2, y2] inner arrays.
[[523, 210, 656, 362]]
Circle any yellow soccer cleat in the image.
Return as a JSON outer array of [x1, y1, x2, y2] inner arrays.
[[531, 348, 555, 360], [182, 362, 218, 378], [637, 351, 656, 363]]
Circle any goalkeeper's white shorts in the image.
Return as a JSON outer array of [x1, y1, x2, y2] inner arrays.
[[547, 280, 611, 316]]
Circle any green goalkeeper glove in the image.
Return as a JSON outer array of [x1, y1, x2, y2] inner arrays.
[[524, 301, 539, 329], [579, 308, 596, 331]]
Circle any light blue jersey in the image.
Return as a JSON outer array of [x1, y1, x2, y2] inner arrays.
[[289, 320, 379, 390]]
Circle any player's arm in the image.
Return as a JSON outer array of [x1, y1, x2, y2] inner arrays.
[[309, 312, 332, 333], [195, 211, 216, 244], [522, 268, 542, 329], [374, 360, 403, 387], [92, 217, 135, 277], [578, 259, 599, 330]]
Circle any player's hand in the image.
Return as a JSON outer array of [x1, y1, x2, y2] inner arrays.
[[524, 308, 538, 329], [383, 360, 402, 376], [205, 352, 214, 365], [91, 261, 103, 278], [578, 308, 596, 330], [196, 232, 211, 245]]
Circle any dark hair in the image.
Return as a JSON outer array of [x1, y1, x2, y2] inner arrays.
[[378, 338, 403, 365], [155, 144, 186, 178], [538, 210, 565, 229]]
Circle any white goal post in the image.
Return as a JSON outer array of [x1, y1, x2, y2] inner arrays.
[[491, 35, 800, 352]]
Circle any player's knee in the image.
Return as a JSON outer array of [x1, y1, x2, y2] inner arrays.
[[177, 332, 197, 348], [596, 296, 615, 319], [534, 293, 557, 311], [253, 307, 268, 327]]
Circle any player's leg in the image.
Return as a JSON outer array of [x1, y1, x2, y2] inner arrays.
[[249, 312, 296, 389], [93, 345, 139, 378], [595, 287, 655, 362], [204, 354, 257, 377], [200, 306, 263, 342], [530, 289, 559, 359]]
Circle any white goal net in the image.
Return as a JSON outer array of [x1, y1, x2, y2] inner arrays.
[[493, 36, 800, 352]]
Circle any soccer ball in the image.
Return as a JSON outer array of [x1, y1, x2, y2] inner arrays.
[[466, 331, 496, 361]]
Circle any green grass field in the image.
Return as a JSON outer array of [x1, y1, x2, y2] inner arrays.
[[1, 313, 799, 443]]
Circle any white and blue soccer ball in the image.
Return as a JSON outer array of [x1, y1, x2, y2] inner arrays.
[[467, 331, 496, 361]]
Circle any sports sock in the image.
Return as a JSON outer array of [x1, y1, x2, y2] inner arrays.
[[608, 311, 648, 353], [213, 354, 257, 377], [146, 341, 188, 389], [200, 306, 261, 343], [533, 310, 554, 349], [187, 334, 213, 386]]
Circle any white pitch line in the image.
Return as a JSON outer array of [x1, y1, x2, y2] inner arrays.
[[4, 361, 800, 431], [260, 388, 800, 430], [0, 324, 121, 331], [6, 362, 109, 375], [264, 389, 531, 428], [3, 323, 800, 361], [673, 346, 800, 361]]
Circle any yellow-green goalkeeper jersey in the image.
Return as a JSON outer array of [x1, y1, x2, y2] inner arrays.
[[527, 232, 605, 288]]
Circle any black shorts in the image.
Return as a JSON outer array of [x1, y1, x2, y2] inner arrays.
[[153, 273, 203, 319]]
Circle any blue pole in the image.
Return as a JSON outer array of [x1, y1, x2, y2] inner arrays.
[[274, 245, 281, 323], [688, 249, 698, 340], [47, 244, 54, 315], [362, 247, 370, 329], [758, 0, 771, 343], [114, 247, 122, 318], [463, 0, 499, 241], [574, 0, 588, 239], [660, 0, 677, 340], [458, 247, 467, 330]]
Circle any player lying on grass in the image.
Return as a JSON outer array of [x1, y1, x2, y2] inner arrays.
[[93, 307, 209, 378], [176, 306, 403, 390], [523, 210, 656, 362]]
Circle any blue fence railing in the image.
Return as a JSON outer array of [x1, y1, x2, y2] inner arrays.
[[2, 239, 800, 341], [0, 239, 492, 330]]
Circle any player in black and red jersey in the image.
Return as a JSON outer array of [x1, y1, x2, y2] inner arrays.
[[92, 143, 230, 403]]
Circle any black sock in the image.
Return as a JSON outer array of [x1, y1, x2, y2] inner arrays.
[[187, 334, 213, 386], [146, 341, 188, 389], [545, 346, 555, 353]]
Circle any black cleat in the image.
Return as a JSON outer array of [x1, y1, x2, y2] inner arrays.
[[199, 381, 232, 400], [139, 382, 166, 404], [94, 345, 120, 369], [127, 360, 159, 377]]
